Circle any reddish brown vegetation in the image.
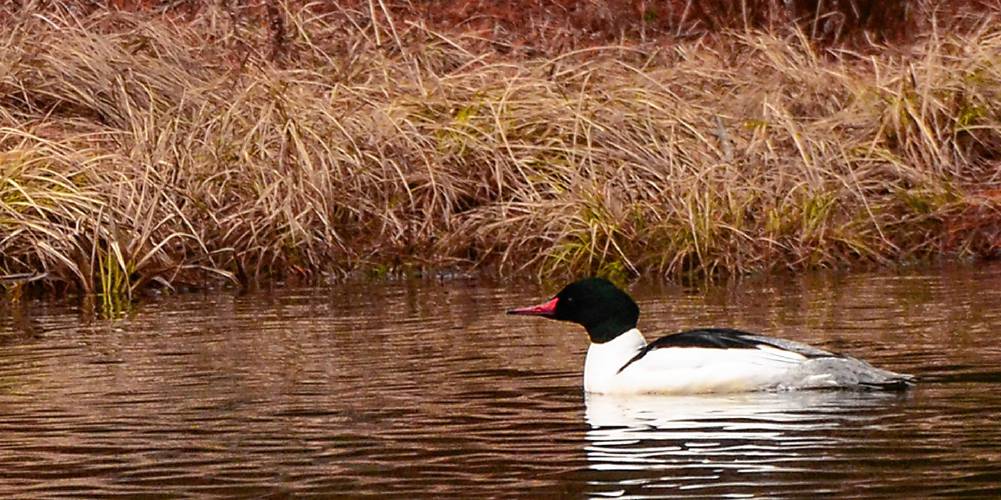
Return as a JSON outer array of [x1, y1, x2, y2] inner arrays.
[[0, 1, 999, 305], [317, 1, 988, 49], [13, 1, 994, 50]]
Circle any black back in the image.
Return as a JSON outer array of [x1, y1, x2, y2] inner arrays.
[[617, 328, 835, 373], [645, 328, 770, 350]]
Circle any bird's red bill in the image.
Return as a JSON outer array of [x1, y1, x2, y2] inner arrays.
[[507, 297, 559, 317]]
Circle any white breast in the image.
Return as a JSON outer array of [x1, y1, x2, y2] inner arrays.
[[583, 328, 648, 393]]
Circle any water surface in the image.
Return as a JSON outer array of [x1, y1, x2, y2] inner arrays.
[[2, 264, 1001, 497]]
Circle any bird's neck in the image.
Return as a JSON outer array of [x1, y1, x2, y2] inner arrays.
[[583, 328, 647, 393]]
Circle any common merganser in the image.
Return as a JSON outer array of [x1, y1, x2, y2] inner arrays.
[[508, 278, 914, 394]]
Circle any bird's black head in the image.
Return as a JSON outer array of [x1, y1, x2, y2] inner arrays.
[[507, 277, 639, 343]]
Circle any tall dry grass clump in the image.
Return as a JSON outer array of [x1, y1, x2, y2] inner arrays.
[[1, 2, 999, 302]]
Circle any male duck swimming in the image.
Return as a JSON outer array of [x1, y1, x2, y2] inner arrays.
[[508, 278, 914, 394]]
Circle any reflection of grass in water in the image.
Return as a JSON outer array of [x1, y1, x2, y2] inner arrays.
[[0, 4, 999, 300]]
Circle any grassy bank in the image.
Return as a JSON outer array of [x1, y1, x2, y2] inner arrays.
[[1, 2, 1000, 302]]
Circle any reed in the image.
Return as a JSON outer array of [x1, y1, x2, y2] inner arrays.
[[0, 1, 999, 300]]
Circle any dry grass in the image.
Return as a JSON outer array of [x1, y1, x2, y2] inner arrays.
[[1, 1, 1000, 301]]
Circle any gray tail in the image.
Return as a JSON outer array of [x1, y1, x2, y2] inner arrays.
[[859, 372, 915, 391]]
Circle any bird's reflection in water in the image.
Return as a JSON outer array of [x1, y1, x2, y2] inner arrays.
[[583, 391, 906, 498]]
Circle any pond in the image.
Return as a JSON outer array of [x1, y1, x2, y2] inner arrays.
[[2, 264, 1001, 497]]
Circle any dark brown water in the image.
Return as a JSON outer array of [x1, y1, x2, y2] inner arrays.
[[2, 264, 1001, 498]]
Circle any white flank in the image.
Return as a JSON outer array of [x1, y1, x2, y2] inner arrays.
[[583, 329, 813, 394]]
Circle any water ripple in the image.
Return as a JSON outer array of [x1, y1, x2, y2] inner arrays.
[[1, 265, 1001, 497]]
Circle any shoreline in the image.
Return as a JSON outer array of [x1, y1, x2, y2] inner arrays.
[[1, 2, 999, 301]]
